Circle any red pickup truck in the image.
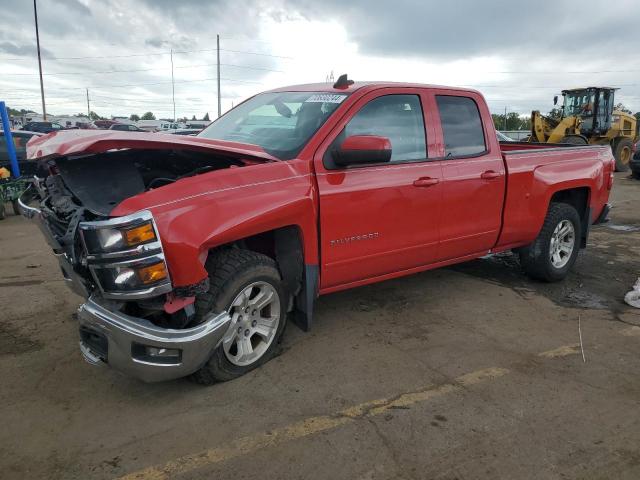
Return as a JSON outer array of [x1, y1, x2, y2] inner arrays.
[[20, 77, 614, 383]]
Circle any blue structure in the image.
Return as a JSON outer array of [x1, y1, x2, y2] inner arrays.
[[0, 101, 21, 177]]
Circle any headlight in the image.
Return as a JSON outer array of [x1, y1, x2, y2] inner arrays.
[[79, 210, 172, 299], [82, 219, 158, 254], [92, 258, 169, 292]]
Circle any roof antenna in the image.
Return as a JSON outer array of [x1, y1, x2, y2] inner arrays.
[[333, 73, 354, 89]]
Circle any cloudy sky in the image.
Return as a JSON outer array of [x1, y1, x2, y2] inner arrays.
[[1, 0, 639, 120]]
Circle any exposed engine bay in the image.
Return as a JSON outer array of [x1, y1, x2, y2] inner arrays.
[[32, 148, 248, 251], [24, 148, 253, 329], [54, 149, 245, 216]]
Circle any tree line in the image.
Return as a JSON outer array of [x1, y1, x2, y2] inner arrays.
[[2, 105, 211, 123], [492, 103, 640, 131]]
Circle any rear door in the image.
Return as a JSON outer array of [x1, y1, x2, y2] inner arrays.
[[433, 92, 506, 261], [314, 88, 443, 290]]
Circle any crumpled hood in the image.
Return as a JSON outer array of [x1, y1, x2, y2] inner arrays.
[[26, 129, 278, 162]]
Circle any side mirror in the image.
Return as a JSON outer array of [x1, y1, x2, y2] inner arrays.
[[553, 95, 558, 106], [332, 135, 392, 166]]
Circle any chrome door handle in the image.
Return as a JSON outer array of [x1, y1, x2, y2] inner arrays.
[[413, 177, 440, 187], [480, 170, 502, 180]]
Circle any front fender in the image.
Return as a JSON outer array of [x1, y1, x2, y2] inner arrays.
[[112, 159, 318, 288]]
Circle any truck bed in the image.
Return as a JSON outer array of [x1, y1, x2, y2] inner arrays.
[[496, 142, 613, 250]]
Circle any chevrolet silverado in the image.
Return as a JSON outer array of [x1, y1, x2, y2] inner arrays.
[[19, 76, 614, 383]]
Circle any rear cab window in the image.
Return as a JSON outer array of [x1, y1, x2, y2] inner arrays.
[[436, 95, 486, 157]]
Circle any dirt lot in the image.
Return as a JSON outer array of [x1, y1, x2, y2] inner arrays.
[[1, 173, 639, 480]]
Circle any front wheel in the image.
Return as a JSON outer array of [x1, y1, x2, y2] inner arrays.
[[191, 249, 288, 385], [519, 203, 581, 282]]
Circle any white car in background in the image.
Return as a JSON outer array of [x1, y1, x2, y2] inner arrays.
[[496, 131, 515, 142]]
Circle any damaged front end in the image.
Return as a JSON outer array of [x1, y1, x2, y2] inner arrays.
[[16, 137, 265, 381]]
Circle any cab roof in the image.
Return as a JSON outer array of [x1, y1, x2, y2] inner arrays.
[[562, 86, 618, 93], [266, 81, 481, 96]]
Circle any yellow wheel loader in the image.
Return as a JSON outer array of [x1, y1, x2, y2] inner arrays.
[[530, 87, 638, 171]]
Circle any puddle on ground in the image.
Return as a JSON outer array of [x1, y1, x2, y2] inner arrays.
[[452, 252, 615, 311], [561, 290, 610, 310], [605, 224, 640, 232]]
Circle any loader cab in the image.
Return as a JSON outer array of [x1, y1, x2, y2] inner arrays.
[[561, 87, 615, 135]]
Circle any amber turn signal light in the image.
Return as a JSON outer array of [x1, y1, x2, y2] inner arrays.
[[136, 262, 168, 285], [124, 222, 156, 246]]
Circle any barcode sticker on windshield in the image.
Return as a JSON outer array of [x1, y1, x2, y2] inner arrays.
[[305, 94, 347, 104]]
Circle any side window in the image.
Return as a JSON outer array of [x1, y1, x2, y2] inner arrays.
[[436, 95, 486, 157], [341, 94, 426, 163]]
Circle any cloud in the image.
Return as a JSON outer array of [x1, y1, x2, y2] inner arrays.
[[0, 41, 54, 58], [0, 0, 638, 118], [283, 0, 638, 61]]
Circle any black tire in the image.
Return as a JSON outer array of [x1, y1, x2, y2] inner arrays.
[[191, 249, 288, 385], [560, 135, 588, 145], [612, 138, 633, 172], [12, 199, 20, 215], [518, 203, 581, 282]]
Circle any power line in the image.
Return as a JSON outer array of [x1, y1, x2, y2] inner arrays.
[[3, 76, 264, 93], [3, 61, 283, 76], [487, 69, 640, 74], [2, 47, 294, 62], [460, 83, 640, 89]]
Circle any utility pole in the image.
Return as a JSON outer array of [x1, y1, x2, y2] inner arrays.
[[504, 106, 507, 131], [33, 0, 46, 120], [216, 34, 221, 118], [86, 88, 90, 117], [170, 48, 176, 122]]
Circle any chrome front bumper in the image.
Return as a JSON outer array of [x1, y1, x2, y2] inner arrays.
[[77, 296, 231, 382]]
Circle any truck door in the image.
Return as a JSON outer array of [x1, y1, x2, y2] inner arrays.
[[314, 90, 443, 291], [433, 93, 506, 261]]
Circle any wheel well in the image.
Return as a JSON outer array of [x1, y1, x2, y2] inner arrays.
[[206, 226, 313, 329], [550, 187, 590, 247], [209, 225, 303, 292]]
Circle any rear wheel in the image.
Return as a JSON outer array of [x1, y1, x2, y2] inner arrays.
[[519, 203, 581, 282], [191, 249, 288, 385], [612, 138, 633, 172]]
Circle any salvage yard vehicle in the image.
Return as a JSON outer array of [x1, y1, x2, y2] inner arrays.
[[631, 141, 640, 179], [529, 87, 638, 172], [19, 76, 614, 384], [0, 130, 43, 176], [109, 123, 146, 132], [21, 121, 66, 134]]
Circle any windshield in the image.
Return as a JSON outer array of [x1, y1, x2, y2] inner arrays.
[[198, 91, 348, 159], [563, 90, 595, 118]]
